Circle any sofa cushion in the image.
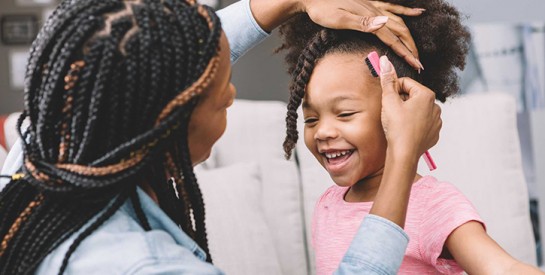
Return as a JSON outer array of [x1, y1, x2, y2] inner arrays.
[[417, 93, 537, 265], [197, 162, 283, 275], [196, 98, 308, 275], [207, 100, 288, 167], [259, 159, 307, 275]]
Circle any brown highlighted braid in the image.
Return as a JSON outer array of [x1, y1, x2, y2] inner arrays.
[[278, 0, 470, 159], [0, 0, 221, 273]]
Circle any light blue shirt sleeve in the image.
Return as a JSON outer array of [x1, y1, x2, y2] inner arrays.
[[335, 214, 410, 275], [216, 0, 269, 64]]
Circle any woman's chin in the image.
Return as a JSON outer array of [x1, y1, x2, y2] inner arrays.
[[191, 151, 211, 167]]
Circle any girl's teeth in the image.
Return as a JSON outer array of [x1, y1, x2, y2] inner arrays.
[[325, 150, 350, 159]]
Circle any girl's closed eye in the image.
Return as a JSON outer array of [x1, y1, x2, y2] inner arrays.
[[304, 117, 318, 124], [338, 111, 359, 118]]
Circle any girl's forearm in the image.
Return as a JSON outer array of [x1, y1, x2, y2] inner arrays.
[[502, 261, 544, 275]]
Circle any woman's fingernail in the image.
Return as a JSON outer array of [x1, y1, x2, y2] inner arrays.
[[415, 58, 424, 71], [380, 56, 392, 74], [371, 16, 389, 27], [414, 8, 426, 13]]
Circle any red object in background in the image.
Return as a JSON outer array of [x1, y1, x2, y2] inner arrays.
[[0, 115, 7, 150]]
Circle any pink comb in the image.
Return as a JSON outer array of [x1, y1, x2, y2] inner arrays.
[[366, 51, 381, 76], [365, 51, 437, 171]]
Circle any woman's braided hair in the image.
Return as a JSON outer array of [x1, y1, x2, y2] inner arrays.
[[278, 0, 471, 159], [0, 0, 221, 273]]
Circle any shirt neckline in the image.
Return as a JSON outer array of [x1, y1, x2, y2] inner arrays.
[[339, 175, 435, 206]]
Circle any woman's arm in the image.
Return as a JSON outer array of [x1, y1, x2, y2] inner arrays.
[[218, 0, 425, 69], [335, 150, 419, 275], [372, 56, 441, 227], [447, 221, 544, 274]]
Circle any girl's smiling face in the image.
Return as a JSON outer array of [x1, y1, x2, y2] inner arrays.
[[303, 52, 387, 187]]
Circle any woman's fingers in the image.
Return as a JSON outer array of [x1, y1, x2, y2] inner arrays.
[[398, 77, 435, 102], [370, 1, 425, 16], [324, 10, 389, 33], [430, 104, 442, 147], [378, 55, 442, 154], [361, 15, 389, 33], [327, 6, 419, 59], [375, 28, 422, 71], [398, 76, 441, 150], [380, 10, 403, 25], [381, 11, 419, 60], [303, 0, 424, 70]]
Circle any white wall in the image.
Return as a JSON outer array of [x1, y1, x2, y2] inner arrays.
[[448, 0, 545, 24]]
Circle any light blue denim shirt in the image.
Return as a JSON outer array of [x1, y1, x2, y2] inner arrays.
[[35, 187, 222, 275], [216, 0, 269, 64], [0, 0, 409, 274]]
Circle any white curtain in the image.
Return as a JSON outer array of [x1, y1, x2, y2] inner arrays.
[[462, 22, 545, 200]]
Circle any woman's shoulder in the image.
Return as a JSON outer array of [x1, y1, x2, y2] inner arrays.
[[35, 207, 161, 273], [36, 202, 220, 274]]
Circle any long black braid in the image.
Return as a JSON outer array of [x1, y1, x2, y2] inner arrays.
[[281, 29, 335, 159], [0, 0, 222, 273]]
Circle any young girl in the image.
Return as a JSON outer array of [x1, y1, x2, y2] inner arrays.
[[279, 0, 544, 274], [0, 0, 444, 273]]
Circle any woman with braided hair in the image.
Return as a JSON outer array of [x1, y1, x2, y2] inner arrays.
[[0, 0, 443, 274]]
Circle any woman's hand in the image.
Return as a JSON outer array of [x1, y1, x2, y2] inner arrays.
[[369, 55, 440, 228], [250, 0, 424, 70], [378, 55, 441, 161], [301, 0, 424, 70]]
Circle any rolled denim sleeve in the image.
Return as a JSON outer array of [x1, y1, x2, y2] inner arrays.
[[216, 0, 269, 64], [335, 214, 409, 275]]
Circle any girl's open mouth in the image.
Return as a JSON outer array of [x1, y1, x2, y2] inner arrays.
[[323, 150, 354, 172]]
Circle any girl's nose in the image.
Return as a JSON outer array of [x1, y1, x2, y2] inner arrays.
[[314, 121, 339, 141]]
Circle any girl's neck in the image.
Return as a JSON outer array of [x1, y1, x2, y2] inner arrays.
[[344, 172, 422, 203]]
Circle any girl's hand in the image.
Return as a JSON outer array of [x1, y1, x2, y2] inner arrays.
[[300, 0, 424, 70], [378, 55, 441, 160]]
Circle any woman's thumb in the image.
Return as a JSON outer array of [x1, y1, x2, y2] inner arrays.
[[379, 55, 401, 104]]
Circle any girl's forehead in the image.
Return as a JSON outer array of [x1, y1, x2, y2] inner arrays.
[[303, 85, 382, 112], [306, 54, 381, 103]]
